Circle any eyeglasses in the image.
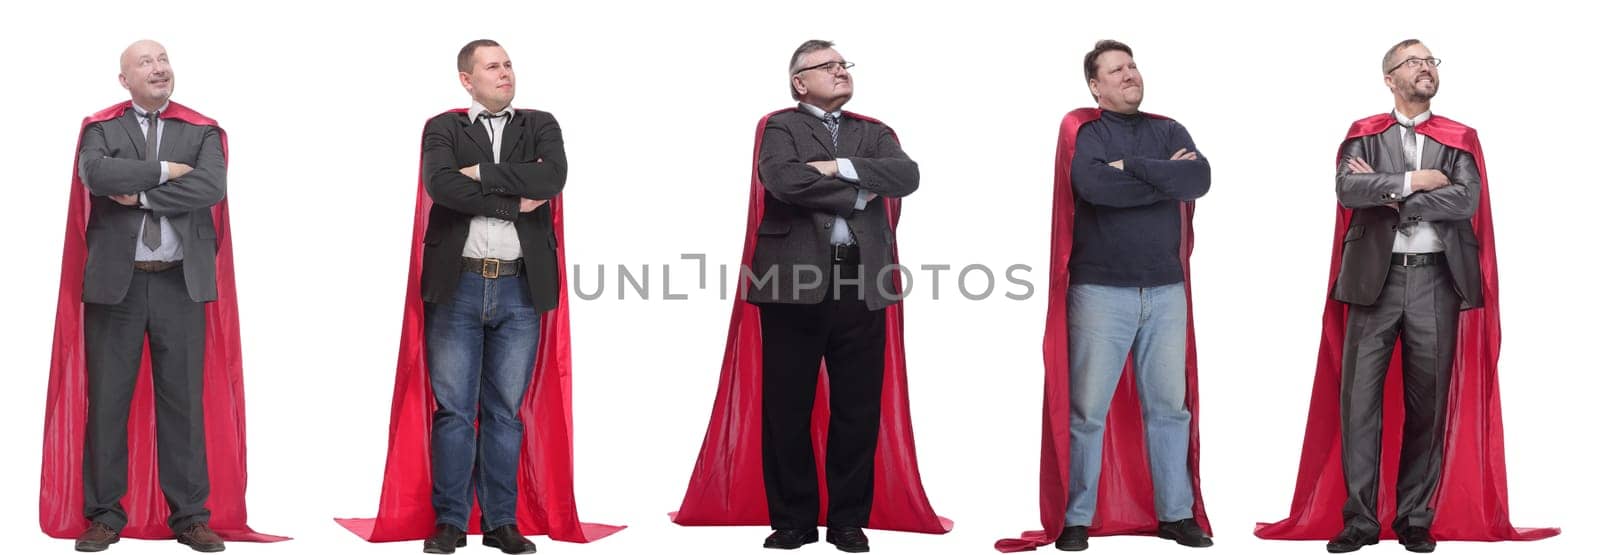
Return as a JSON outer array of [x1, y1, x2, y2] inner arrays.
[[794, 60, 855, 75], [1386, 57, 1442, 74]]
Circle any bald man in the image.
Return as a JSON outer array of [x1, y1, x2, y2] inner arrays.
[[73, 40, 226, 552]]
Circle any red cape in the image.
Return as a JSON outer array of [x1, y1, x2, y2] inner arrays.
[[336, 109, 620, 543], [670, 109, 951, 533], [1254, 113, 1558, 541], [39, 101, 284, 542], [996, 108, 1209, 552]]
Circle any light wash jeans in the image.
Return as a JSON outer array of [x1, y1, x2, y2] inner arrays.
[[1064, 282, 1195, 526]]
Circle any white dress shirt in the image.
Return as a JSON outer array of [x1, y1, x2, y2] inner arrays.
[[796, 103, 871, 245], [1393, 110, 1445, 254], [462, 101, 523, 260], [131, 102, 182, 262]]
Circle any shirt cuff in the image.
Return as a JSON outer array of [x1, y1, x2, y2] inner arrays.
[[138, 191, 150, 209], [853, 188, 871, 211], [1401, 171, 1414, 197], [159, 161, 170, 184], [836, 158, 859, 182]]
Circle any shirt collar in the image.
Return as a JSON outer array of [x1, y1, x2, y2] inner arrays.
[[1394, 109, 1431, 127], [798, 102, 842, 121], [131, 101, 172, 119], [469, 101, 513, 122]]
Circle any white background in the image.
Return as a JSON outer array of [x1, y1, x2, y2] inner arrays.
[[0, 1, 1592, 553]]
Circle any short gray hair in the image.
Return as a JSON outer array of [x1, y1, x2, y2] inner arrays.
[[788, 39, 835, 100]]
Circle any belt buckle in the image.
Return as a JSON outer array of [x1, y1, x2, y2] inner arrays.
[[482, 258, 501, 279]]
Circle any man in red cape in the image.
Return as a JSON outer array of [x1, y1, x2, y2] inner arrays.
[[671, 40, 949, 552], [40, 40, 284, 552], [335, 39, 619, 554], [1254, 39, 1557, 552], [998, 40, 1211, 553]]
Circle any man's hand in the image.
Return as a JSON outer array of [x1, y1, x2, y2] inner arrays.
[[1345, 157, 1376, 174], [519, 198, 548, 213], [806, 160, 839, 177], [1170, 148, 1199, 161], [110, 194, 140, 206], [460, 164, 481, 182], [1410, 169, 1450, 192], [1108, 160, 1125, 170], [166, 162, 193, 180]]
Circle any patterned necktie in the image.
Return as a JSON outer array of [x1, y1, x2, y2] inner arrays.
[[821, 112, 855, 244], [141, 110, 162, 250], [1398, 121, 1419, 236], [822, 113, 840, 149]]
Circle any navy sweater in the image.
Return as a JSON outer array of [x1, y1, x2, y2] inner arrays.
[[1068, 111, 1211, 287]]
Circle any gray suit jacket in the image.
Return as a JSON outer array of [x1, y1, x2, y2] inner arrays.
[[78, 109, 227, 304], [1333, 123, 1482, 309], [747, 109, 919, 311]]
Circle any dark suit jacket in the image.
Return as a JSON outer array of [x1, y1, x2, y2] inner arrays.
[[748, 109, 919, 311], [1333, 123, 1483, 309], [420, 109, 566, 313], [78, 109, 226, 304]]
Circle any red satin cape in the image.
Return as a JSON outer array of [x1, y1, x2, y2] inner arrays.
[[996, 108, 1209, 552], [670, 109, 951, 533], [1254, 113, 1557, 541], [336, 109, 621, 543], [40, 101, 284, 542]]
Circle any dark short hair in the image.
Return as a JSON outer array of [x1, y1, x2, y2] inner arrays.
[[788, 39, 835, 100], [1083, 39, 1133, 84], [1383, 38, 1424, 72], [458, 39, 501, 73]]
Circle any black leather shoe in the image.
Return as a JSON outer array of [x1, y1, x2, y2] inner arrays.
[[483, 524, 536, 554], [1398, 526, 1436, 553], [1326, 526, 1379, 553], [1157, 519, 1213, 548], [826, 526, 870, 553], [1054, 525, 1088, 551], [764, 528, 818, 550], [422, 524, 466, 554], [75, 522, 120, 552]]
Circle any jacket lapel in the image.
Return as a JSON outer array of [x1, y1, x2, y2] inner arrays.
[[502, 111, 528, 163], [116, 110, 147, 160], [460, 113, 495, 162], [1380, 124, 1409, 173], [799, 115, 835, 154], [837, 115, 866, 157], [157, 117, 182, 162], [1420, 134, 1444, 171]]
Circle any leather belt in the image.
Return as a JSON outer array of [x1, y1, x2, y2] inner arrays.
[[462, 257, 523, 278], [1391, 252, 1444, 267], [132, 260, 181, 272], [830, 244, 860, 263]]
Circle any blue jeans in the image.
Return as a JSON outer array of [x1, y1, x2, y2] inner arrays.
[[1064, 283, 1194, 526], [425, 272, 541, 530]]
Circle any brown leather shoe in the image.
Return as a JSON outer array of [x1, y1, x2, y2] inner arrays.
[[176, 522, 225, 553], [75, 522, 120, 552]]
